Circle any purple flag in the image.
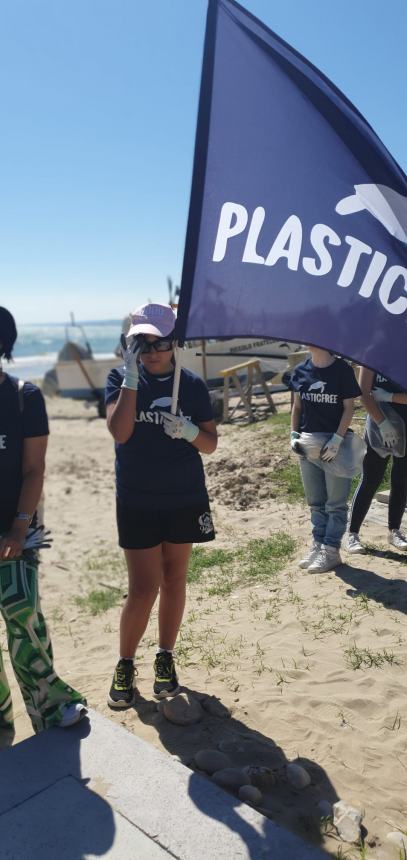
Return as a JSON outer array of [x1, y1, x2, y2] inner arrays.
[[176, 0, 407, 388]]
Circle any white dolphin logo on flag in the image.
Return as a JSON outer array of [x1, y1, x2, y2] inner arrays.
[[335, 184, 407, 244]]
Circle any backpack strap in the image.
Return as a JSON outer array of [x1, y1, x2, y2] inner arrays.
[[7, 375, 25, 413]]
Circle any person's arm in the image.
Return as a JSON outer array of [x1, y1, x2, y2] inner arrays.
[[0, 436, 47, 560], [320, 398, 355, 462], [336, 398, 354, 437], [190, 419, 217, 454], [359, 367, 386, 424], [106, 390, 137, 444], [291, 393, 301, 433], [106, 340, 140, 444]]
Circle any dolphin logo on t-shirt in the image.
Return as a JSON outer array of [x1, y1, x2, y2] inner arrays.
[[149, 396, 172, 411], [308, 380, 327, 394]]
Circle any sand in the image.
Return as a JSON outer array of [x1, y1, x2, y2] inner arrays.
[[2, 392, 407, 858]]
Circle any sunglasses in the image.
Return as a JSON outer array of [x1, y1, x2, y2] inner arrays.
[[137, 335, 174, 354]]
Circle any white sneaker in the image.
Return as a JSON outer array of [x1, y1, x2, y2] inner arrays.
[[299, 540, 322, 569], [308, 545, 342, 573], [59, 702, 88, 728], [347, 533, 366, 555], [388, 529, 407, 551]]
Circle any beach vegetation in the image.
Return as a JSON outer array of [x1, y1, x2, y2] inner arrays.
[[344, 642, 401, 670], [74, 587, 123, 615]]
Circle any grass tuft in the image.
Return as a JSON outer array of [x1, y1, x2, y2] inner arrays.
[[75, 588, 122, 616]]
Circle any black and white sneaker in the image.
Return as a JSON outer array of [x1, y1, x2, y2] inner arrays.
[[153, 651, 180, 699], [107, 659, 136, 709]]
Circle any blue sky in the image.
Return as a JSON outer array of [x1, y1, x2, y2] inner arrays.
[[1, 0, 406, 323]]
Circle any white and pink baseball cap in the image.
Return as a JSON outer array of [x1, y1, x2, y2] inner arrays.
[[127, 303, 176, 338]]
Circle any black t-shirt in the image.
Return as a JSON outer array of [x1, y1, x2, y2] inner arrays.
[[0, 375, 49, 532], [290, 358, 361, 433], [105, 365, 213, 509], [373, 372, 406, 395], [373, 373, 407, 422]]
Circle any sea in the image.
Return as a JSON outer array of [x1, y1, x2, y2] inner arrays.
[[7, 320, 123, 381]]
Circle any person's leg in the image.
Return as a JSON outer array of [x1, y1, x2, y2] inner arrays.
[[158, 542, 192, 651], [0, 559, 85, 733], [349, 444, 388, 534], [299, 458, 328, 544], [151, 542, 192, 698], [388, 452, 407, 530], [324, 473, 352, 548], [0, 642, 14, 733], [109, 545, 163, 709], [120, 546, 163, 658]]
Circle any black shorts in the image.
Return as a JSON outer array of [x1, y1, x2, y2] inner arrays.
[[116, 500, 215, 550]]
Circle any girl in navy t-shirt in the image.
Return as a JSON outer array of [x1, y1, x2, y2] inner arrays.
[[106, 303, 217, 708], [290, 346, 361, 572], [348, 367, 407, 554]]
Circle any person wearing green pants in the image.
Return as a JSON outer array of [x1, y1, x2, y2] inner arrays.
[[0, 306, 87, 741]]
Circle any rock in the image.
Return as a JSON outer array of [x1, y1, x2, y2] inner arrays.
[[286, 763, 312, 790], [162, 693, 204, 726], [333, 801, 364, 843], [194, 749, 231, 775], [316, 800, 333, 819], [201, 696, 231, 719], [212, 768, 251, 791], [243, 766, 276, 790], [217, 737, 244, 754], [387, 832, 407, 851], [238, 785, 263, 805]]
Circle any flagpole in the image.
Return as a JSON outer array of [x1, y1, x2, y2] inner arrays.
[[171, 344, 182, 414]]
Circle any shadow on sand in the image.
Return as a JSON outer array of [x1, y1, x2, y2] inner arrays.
[[132, 688, 336, 858]]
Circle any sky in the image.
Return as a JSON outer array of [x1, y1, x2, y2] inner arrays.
[[1, 0, 406, 324]]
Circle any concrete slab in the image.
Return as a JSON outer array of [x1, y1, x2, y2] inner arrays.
[[0, 776, 168, 860], [0, 709, 329, 859]]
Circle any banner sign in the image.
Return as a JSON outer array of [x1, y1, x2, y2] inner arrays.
[[177, 0, 407, 388]]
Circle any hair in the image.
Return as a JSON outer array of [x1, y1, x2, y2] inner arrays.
[[0, 307, 18, 360]]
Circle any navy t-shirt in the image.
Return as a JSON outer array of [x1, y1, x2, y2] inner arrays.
[[105, 365, 213, 509], [290, 358, 361, 433], [373, 372, 406, 395], [0, 375, 49, 532], [373, 372, 407, 421]]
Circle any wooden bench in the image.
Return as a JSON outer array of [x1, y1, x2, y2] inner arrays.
[[219, 358, 276, 423]]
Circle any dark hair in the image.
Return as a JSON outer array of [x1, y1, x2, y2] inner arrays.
[[0, 307, 18, 360]]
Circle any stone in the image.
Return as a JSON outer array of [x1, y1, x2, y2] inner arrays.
[[238, 785, 262, 806], [316, 800, 333, 819], [194, 749, 231, 775], [286, 763, 311, 790], [387, 832, 407, 851], [243, 766, 276, 791], [333, 801, 364, 843], [211, 768, 251, 792], [201, 696, 231, 719], [217, 737, 244, 754], [162, 693, 204, 726]]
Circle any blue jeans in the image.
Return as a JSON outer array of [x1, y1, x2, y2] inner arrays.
[[299, 459, 351, 548]]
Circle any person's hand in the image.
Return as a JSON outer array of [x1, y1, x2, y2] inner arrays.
[[160, 412, 199, 443], [0, 531, 24, 560], [320, 433, 343, 462], [120, 334, 140, 391], [378, 418, 398, 448], [290, 431, 301, 452], [372, 388, 393, 403]]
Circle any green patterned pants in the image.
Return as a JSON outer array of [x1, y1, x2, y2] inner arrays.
[[0, 557, 85, 734]]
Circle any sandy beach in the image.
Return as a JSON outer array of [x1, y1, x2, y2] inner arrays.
[[3, 392, 407, 858]]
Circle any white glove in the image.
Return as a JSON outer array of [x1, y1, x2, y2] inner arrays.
[[372, 388, 393, 403], [160, 412, 199, 443], [290, 431, 301, 452], [378, 418, 398, 448], [320, 433, 343, 462], [120, 334, 140, 391]]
